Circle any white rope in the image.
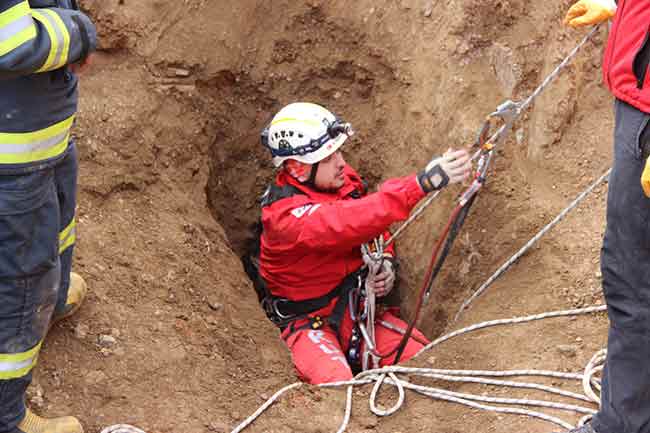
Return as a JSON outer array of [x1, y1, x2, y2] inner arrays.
[[385, 190, 441, 245], [369, 372, 405, 417], [100, 426, 147, 433], [230, 382, 303, 433], [354, 369, 592, 429], [583, 349, 607, 403], [414, 372, 592, 402], [230, 306, 606, 433], [412, 389, 575, 430], [420, 305, 607, 356], [336, 385, 354, 433], [455, 168, 611, 321]]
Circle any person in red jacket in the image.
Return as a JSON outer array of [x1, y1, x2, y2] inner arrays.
[[563, 2, 650, 433], [254, 102, 472, 384]]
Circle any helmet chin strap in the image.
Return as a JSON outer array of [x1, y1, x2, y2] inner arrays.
[[304, 162, 320, 189], [287, 160, 337, 193]]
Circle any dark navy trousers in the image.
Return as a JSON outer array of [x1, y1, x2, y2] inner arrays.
[[592, 100, 650, 433], [0, 143, 77, 433]]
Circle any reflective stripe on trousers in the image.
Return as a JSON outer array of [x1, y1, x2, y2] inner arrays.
[[0, 115, 74, 165], [0, 341, 42, 380]]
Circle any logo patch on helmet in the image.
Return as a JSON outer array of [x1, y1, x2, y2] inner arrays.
[[279, 139, 291, 151]]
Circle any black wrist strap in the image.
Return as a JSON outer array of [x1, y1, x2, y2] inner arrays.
[[418, 164, 449, 192]]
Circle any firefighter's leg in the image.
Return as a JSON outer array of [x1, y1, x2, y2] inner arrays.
[[374, 310, 429, 367], [52, 142, 85, 323], [591, 100, 650, 433], [0, 168, 60, 432], [282, 321, 353, 385]]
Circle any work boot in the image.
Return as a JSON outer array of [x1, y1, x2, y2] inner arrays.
[[17, 408, 83, 433], [553, 423, 597, 433], [51, 272, 87, 325]]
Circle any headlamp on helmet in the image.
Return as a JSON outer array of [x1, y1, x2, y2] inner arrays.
[[261, 103, 354, 167]]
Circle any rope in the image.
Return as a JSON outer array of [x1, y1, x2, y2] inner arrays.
[[385, 191, 441, 245], [454, 168, 611, 321], [230, 382, 303, 433], [100, 426, 147, 433], [421, 305, 606, 356], [519, 26, 601, 115], [386, 25, 601, 247], [336, 385, 354, 433], [583, 349, 607, 403], [230, 306, 607, 433]]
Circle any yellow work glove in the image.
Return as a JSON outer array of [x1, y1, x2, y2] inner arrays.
[[564, 0, 617, 28], [642, 156, 650, 197]]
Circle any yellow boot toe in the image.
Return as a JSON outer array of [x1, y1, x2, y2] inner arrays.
[[17, 408, 83, 433], [51, 272, 87, 324]]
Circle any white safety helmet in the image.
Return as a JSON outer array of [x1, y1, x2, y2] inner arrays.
[[261, 102, 354, 167]]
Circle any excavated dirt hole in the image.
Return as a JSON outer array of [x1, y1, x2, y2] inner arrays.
[[203, 5, 462, 340]]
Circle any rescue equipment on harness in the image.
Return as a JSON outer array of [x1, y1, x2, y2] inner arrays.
[[260, 102, 354, 167]]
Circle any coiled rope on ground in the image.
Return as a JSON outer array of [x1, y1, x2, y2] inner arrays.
[[230, 305, 607, 433]]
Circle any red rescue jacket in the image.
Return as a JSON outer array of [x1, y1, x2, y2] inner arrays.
[[259, 165, 425, 318], [603, 0, 650, 113]]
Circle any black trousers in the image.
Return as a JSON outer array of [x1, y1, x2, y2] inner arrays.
[[0, 144, 78, 433], [592, 99, 650, 433]]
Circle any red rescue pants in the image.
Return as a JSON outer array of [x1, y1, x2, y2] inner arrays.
[[281, 309, 428, 385]]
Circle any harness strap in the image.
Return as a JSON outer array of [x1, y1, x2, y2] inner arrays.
[[260, 183, 305, 208], [263, 268, 364, 329]]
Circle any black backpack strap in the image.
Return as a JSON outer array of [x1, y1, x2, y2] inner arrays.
[[243, 182, 306, 308], [261, 183, 305, 208]]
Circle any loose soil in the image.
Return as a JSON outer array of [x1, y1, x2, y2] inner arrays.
[[35, 1, 613, 432]]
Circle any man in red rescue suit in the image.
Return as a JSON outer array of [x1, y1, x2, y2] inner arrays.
[[254, 102, 472, 384], [0, 1, 95, 432], [561, 1, 650, 433]]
